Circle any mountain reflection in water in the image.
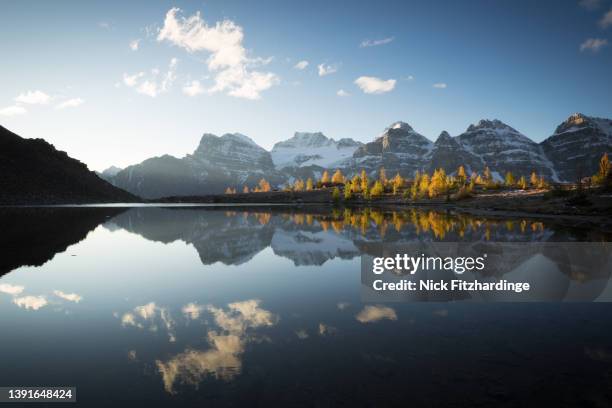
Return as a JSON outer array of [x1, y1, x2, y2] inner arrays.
[[1, 206, 612, 407], [104, 207, 604, 267]]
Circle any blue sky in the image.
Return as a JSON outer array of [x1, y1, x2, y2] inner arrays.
[[1, 0, 611, 171]]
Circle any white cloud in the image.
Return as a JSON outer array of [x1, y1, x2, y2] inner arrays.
[[580, 38, 608, 52], [129, 39, 141, 51], [123, 72, 144, 87], [0, 105, 27, 116], [209, 66, 278, 100], [56, 98, 84, 109], [137, 81, 158, 97], [13, 296, 47, 310], [354, 76, 396, 94], [360, 36, 394, 48], [599, 9, 612, 28], [123, 58, 178, 98], [0, 283, 25, 295], [294, 60, 309, 70], [157, 7, 278, 100], [182, 80, 205, 96], [404, 75, 415, 81], [53, 290, 82, 303], [580, 0, 602, 10], [355, 305, 397, 323], [318, 63, 339, 76], [337, 89, 350, 97], [15, 90, 51, 105], [433, 82, 448, 89]]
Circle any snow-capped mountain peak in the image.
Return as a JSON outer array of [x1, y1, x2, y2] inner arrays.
[[467, 119, 518, 133], [554, 113, 612, 137], [271, 132, 362, 169], [387, 121, 414, 132]]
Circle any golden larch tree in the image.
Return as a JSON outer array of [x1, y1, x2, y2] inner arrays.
[[331, 169, 344, 184]]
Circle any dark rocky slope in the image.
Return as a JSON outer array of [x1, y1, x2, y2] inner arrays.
[[0, 126, 138, 204]]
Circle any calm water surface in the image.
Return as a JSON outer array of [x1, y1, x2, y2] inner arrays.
[[1, 206, 612, 407]]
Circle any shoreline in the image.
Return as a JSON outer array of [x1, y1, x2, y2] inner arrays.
[[2, 194, 611, 232]]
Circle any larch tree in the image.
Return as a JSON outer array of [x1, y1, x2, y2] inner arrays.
[[360, 169, 369, 192], [331, 169, 344, 184], [457, 166, 467, 185], [428, 168, 448, 198], [306, 178, 314, 191], [351, 175, 361, 192], [379, 167, 387, 185], [294, 178, 305, 191], [505, 171, 515, 187], [419, 174, 431, 199], [483, 166, 492, 183], [392, 173, 404, 195], [599, 153, 610, 182], [370, 180, 384, 198], [344, 181, 353, 200], [258, 178, 271, 192], [321, 170, 330, 184], [530, 171, 539, 187]]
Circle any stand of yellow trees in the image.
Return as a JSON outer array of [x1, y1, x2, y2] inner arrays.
[[225, 163, 568, 199]]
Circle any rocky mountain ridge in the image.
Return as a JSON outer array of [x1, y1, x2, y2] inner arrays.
[[101, 113, 611, 198], [0, 125, 137, 204]]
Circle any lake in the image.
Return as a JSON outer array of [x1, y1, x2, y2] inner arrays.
[[1, 206, 612, 407]]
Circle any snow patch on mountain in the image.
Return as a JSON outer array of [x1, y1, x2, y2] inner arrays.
[[271, 132, 362, 169]]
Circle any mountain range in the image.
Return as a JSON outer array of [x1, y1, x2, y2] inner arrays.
[[101, 113, 611, 199]]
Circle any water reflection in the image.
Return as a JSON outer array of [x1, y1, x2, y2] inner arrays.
[[0, 207, 126, 277], [1, 206, 612, 406], [153, 299, 278, 393], [355, 305, 398, 323], [103, 207, 607, 269]]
